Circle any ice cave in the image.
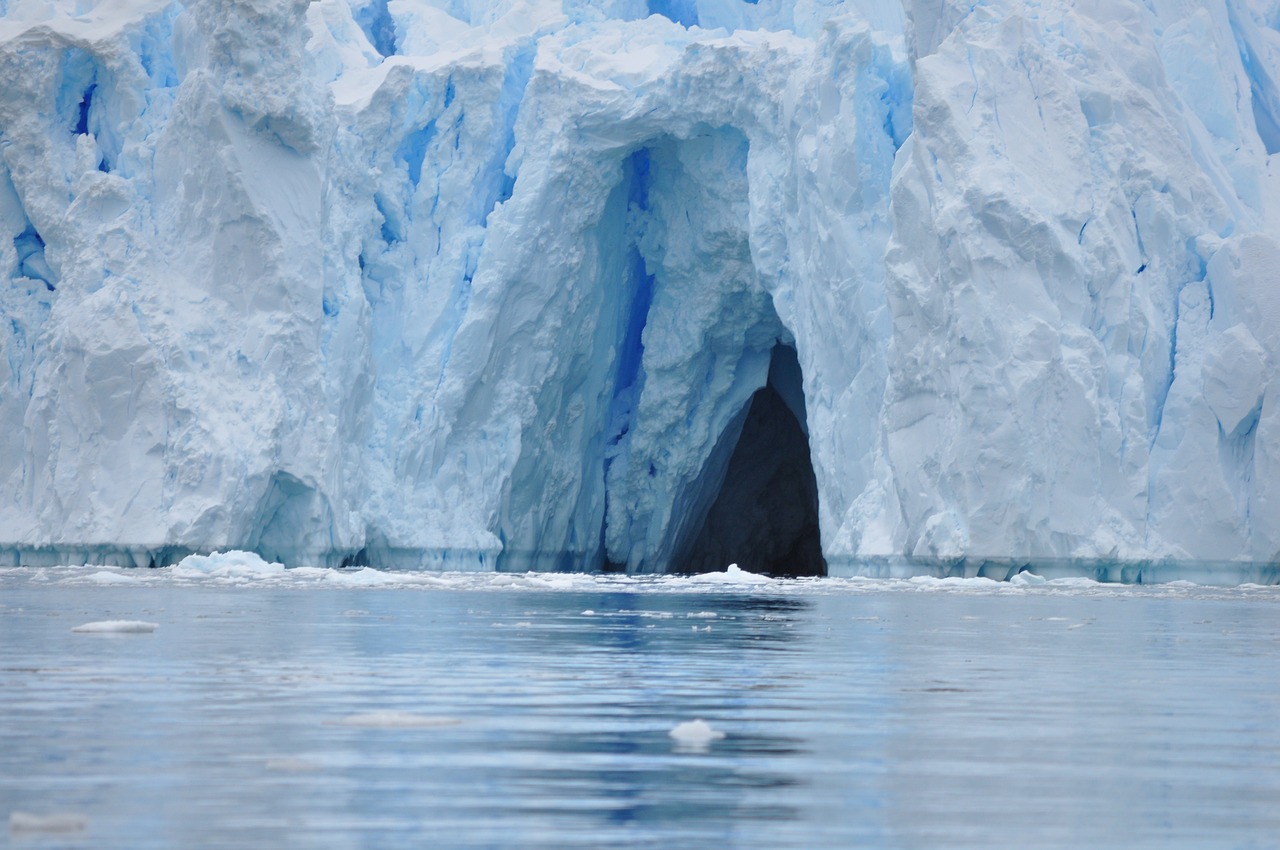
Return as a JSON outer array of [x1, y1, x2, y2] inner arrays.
[[678, 344, 826, 577], [491, 127, 823, 575]]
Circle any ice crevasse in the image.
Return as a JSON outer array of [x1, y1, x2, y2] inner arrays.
[[1, 0, 1279, 581]]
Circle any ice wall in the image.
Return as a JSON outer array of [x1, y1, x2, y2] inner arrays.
[[884, 0, 1280, 571], [1, 0, 1278, 578]]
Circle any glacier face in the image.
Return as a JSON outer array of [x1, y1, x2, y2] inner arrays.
[[0, 0, 1278, 577]]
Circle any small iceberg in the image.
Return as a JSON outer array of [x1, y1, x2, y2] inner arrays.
[[70, 620, 158, 634], [83, 571, 141, 585], [171, 551, 285, 580], [668, 718, 726, 746], [692, 564, 773, 585]]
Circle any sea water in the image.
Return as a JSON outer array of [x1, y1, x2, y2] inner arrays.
[[2, 565, 1279, 848]]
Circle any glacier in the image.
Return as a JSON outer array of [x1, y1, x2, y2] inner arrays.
[[1, 0, 1279, 580]]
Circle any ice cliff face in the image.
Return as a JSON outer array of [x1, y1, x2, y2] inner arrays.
[[1, 0, 1278, 577]]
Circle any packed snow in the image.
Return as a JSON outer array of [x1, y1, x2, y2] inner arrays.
[[1, 0, 1279, 581]]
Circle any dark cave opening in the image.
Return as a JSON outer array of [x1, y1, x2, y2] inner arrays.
[[678, 345, 826, 577]]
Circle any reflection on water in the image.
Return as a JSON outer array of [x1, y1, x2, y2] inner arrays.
[[1, 572, 1279, 848]]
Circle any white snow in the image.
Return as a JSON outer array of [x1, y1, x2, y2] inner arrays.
[[70, 620, 158, 633], [0, 0, 1278, 581]]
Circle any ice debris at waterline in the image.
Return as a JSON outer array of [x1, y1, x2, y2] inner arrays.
[[10, 561, 1280, 597], [2, 1, 1280, 583], [69, 620, 158, 634]]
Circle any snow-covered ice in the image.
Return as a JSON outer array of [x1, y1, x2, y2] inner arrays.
[[1, 0, 1279, 581]]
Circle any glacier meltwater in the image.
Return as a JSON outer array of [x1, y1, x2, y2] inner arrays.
[[2, 0, 1280, 581]]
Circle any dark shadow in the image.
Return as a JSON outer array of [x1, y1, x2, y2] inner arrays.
[[678, 345, 826, 577]]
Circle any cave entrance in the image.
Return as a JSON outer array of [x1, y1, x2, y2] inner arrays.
[[496, 125, 827, 576], [676, 344, 826, 577]]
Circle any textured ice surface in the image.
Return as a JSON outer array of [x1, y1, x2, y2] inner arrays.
[[1, 0, 1279, 579]]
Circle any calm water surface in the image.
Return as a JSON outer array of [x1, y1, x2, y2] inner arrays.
[[2, 567, 1279, 848]]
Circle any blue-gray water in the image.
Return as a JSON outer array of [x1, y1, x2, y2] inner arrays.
[[2, 565, 1280, 848]]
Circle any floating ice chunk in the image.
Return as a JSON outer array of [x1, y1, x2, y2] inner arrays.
[[82, 570, 141, 585], [70, 620, 158, 633], [172, 551, 285, 580], [1009, 571, 1048, 587], [325, 712, 461, 728], [907, 576, 1002, 590], [1048, 577, 1102, 588], [528, 574, 580, 590], [691, 565, 773, 585], [669, 718, 726, 746], [9, 812, 88, 833], [322, 567, 399, 587]]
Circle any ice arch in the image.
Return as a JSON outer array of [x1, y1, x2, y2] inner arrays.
[[473, 126, 816, 573], [401, 21, 903, 575]]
